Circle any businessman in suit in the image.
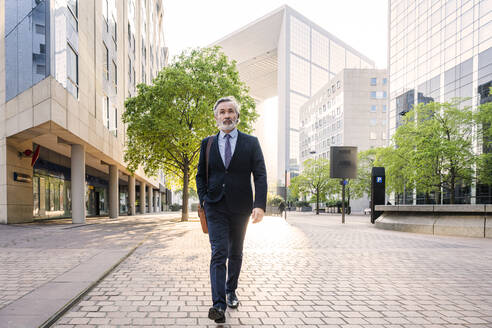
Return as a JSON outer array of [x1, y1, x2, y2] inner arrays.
[[196, 96, 267, 323]]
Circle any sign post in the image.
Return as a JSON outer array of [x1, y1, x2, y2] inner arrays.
[[330, 147, 357, 224], [340, 179, 348, 223]]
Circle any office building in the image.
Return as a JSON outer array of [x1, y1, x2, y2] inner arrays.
[[0, 0, 168, 223], [300, 69, 388, 211], [388, 0, 491, 203], [212, 5, 375, 194]]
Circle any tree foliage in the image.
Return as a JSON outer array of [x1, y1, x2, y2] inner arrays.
[[290, 158, 340, 214], [350, 149, 378, 199], [123, 47, 258, 220], [375, 99, 492, 204], [476, 99, 492, 186], [389, 101, 475, 203]]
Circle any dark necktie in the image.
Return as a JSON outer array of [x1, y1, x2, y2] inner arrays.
[[224, 134, 232, 168]]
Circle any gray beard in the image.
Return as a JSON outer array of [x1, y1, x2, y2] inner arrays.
[[217, 119, 238, 131]]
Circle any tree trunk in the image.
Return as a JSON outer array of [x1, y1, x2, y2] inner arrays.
[[316, 188, 319, 215], [181, 166, 189, 221]]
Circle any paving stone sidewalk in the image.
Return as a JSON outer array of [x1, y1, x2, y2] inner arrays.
[[0, 213, 181, 327], [51, 213, 492, 328]]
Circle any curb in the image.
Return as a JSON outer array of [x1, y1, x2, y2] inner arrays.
[[38, 236, 148, 328]]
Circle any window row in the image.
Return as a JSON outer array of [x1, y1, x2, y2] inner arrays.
[[370, 105, 387, 112], [370, 77, 388, 86], [371, 91, 387, 99]]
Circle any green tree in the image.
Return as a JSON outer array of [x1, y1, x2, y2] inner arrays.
[[476, 98, 492, 186], [291, 158, 335, 214], [123, 47, 257, 221], [389, 101, 475, 204], [350, 149, 378, 200]]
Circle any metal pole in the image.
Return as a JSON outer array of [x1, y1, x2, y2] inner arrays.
[[342, 180, 345, 224]]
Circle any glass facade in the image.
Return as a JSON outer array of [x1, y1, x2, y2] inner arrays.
[[389, 0, 491, 136], [389, 0, 492, 204], [5, 0, 50, 101]]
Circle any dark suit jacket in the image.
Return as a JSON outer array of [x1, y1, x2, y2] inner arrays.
[[196, 130, 267, 214]]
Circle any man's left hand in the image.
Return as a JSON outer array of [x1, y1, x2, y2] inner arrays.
[[251, 208, 264, 224]]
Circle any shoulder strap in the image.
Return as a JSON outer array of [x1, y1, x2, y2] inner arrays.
[[205, 136, 214, 184]]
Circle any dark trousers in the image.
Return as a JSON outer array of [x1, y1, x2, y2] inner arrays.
[[204, 199, 249, 310]]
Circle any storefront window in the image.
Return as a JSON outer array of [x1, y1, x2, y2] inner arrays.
[[33, 177, 39, 216]]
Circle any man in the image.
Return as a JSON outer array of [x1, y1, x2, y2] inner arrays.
[[196, 96, 267, 323]]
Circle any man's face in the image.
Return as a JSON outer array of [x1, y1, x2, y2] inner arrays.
[[215, 101, 238, 131]]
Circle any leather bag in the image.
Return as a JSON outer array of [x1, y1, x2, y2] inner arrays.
[[198, 136, 214, 233]]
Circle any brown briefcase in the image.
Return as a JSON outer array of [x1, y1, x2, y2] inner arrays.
[[199, 136, 214, 234]]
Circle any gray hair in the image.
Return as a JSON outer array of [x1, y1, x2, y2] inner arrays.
[[213, 96, 241, 117]]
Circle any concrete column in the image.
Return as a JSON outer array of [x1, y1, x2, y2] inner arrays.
[[71, 144, 85, 224], [109, 165, 118, 219], [148, 187, 154, 213], [152, 190, 158, 213], [129, 175, 136, 215], [140, 182, 146, 214]]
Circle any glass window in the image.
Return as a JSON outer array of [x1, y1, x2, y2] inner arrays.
[[18, 16, 33, 93], [33, 177, 39, 216], [35, 24, 45, 34], [67, 44, 78, 98], [382, 105, 387, 112], [5, 1, 17, 35], [103, 0, 109, 30], [370, 77, 377, 85], [445, 0, 456, 16], [370, 132, 377, 140], [128, 56, 132, 80], [371, 91, 377, 98], [383, 78, 387, 85], [5, 30, 18, 100], [114, 19, 117, 41], [68, 0, 78, 17], [371, 105, 377, 112], [462, 8, 473, 28], [103, 43, 109, 79], [103, 96, 110, 128], [112, 60, 117, 89], [45, 180, 50, 211], [480, 0, 491, 18], [370, 118, 377, 126], [113, 107, 118, 137]]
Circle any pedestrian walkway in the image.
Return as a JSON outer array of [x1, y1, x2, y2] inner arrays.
[[0, 213, 181, 328], [46, 212, 492, 328]]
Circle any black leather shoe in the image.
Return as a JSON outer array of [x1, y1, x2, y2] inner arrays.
[[226, 292, 239, 308], [208, 306, 226, 323]]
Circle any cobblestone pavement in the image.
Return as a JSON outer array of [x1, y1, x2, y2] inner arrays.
[[51, 212, 492, 328], [0, 213, 180, 311]]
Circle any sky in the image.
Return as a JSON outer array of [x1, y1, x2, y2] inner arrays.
[[163, 0, 389, 68]]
